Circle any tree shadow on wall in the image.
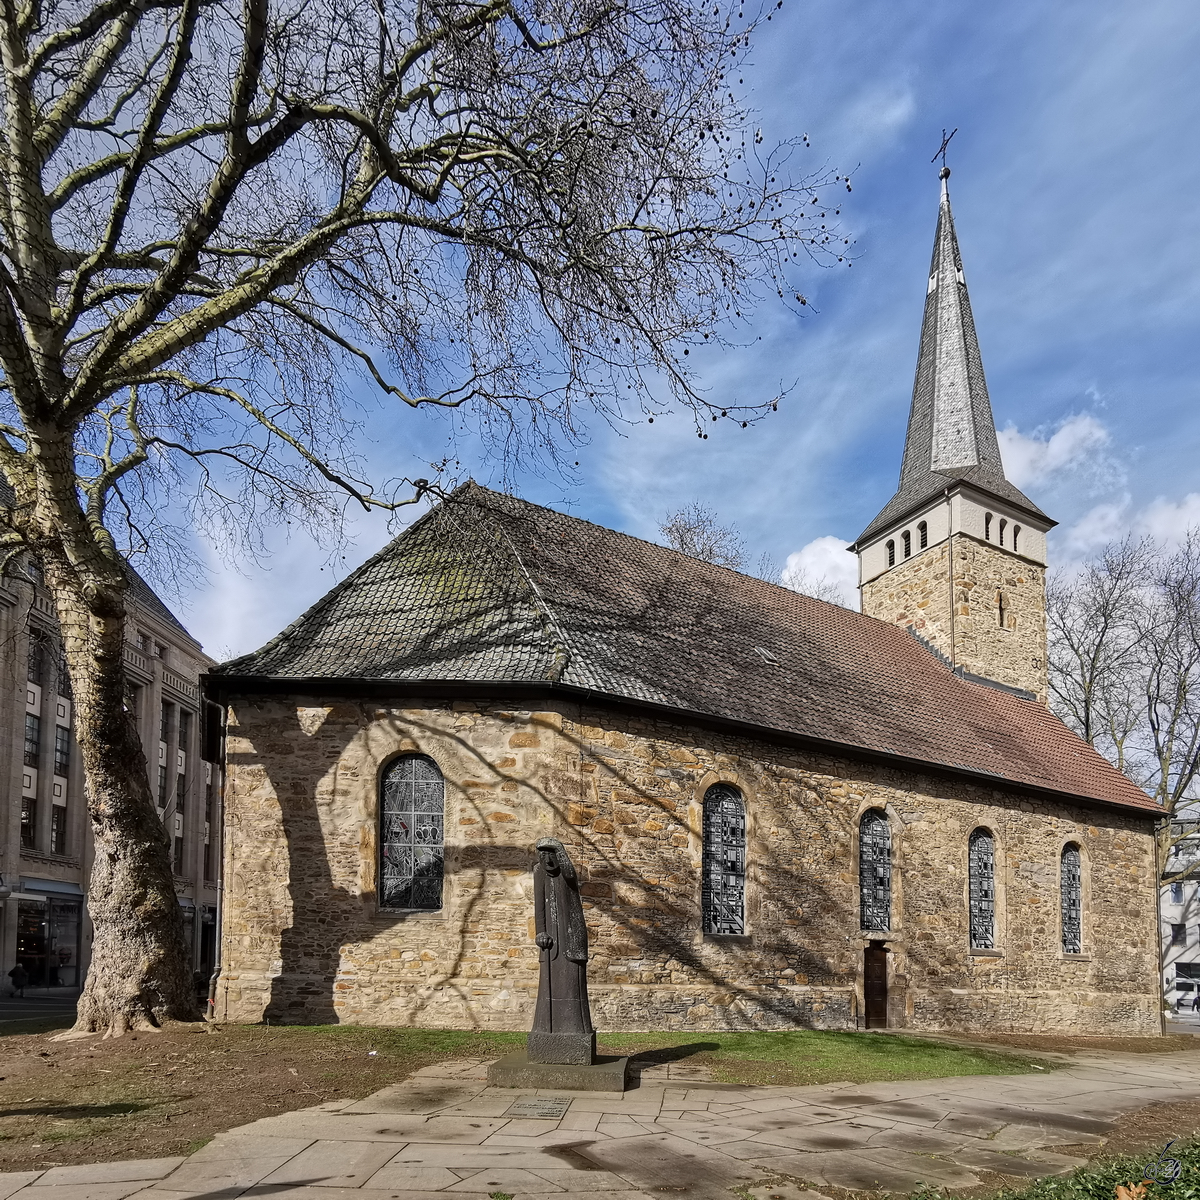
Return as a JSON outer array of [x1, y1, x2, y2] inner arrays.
[[244, 701, 850, 1029]]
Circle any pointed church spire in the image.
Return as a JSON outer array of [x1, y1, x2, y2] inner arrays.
[[854, 168, 1047, 545]]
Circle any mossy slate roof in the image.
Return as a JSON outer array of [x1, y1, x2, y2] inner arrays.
[[215, 483, 1156, 815]]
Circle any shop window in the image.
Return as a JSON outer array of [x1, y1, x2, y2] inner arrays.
[[24, 713, 41, 767], [51, 807, 67, 855], [380, 754, 445, 911], [1061, 844, 1082, 953], [702, 783, 746, 935], [17, 897, 82, 987], [968, 829, 995, 949], [859, 810, 892, 931], [54, 725, 70, 777]]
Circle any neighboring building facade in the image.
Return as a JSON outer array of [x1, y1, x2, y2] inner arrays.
[[1162, 814, 1200, 1012], [206, 170, 1163, 1037], [0, 561, 220, 991]]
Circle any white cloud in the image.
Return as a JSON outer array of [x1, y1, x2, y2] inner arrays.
[[997, 414, 1113, 491], [1063, 496, 1131, 556], [781, 535, 859, 608], [1137, 493, 1200, 546]]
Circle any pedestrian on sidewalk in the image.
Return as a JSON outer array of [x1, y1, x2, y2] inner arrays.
[[8, 962, 28, 997]]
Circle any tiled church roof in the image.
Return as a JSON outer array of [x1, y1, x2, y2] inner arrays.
[[854, 171, 1050, 547], [215, 484, 1157, 815]]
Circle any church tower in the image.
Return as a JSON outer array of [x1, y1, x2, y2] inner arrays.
[[850, 168, 1055, 703]]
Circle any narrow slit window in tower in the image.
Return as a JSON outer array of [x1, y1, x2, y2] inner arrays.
[[997, 591, 1006, 629], [999, 518, 1007, 546], [918, 521, 928, 549], [902, 530, 911, 558], [984, 513, 992, 541], [1013, 525, 1021, 552], [887, 540, 895, 567]]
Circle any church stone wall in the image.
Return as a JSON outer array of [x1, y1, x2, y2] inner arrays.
[[215, 694, 1159, 1035], [862, 533, 1048, 702]]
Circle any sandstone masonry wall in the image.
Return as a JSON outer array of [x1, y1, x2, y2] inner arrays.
[[216, 695, 1158, 1034], [862, 534, 1048, 702]]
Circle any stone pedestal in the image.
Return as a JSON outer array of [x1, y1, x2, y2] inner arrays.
[[527, 1028, 596, 1065], [486, 1051, 629, 1092]]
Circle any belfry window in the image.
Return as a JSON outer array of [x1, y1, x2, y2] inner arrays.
[[968, 829, 995, 949], [1061, 844, 1082, 954], [1012, 525, 1021, 552], [999, 518, 1007, 547], [886, 540, 895, 567], [702, 783, 746, 935], [859, 810, 892, 931], [984, 513, 993, 541], [918, 521, 928, 549], [902, 530, 911, 558], [380, 754, 445, 911]]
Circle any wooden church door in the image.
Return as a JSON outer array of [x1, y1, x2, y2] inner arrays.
[[864, 942, 888, 1028]]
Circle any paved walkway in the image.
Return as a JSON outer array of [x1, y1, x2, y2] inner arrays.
[[4, 1049, 1200, 1200]]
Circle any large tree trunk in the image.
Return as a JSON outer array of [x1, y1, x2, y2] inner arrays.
[[47, 559, 197, 1038]]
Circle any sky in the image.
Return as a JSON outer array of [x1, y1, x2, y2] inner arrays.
[[183, 0, 1200, 659]]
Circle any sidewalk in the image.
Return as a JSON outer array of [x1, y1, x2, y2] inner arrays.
[[0, 993, 78, 1026], [3, 1049, 1199, 1200]]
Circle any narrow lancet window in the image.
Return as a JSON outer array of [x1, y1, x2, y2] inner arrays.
[[902, 530, 912, 558], [968, 829, 995, 949], [380, 754, 445, 910], [984, 513, 993, 541], [1061, 844, 1082, 954], [918, 521, 928, 549], [702, 784, 745, 934], [1012, 525, 1021, 552], [887, 539, 895, 567], [859, 810, 892, 931], [999, 518, 1007, 547], [997, 591, 1006, 629]]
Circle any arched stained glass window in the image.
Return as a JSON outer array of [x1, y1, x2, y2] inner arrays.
[[702, 784, 745, 935], [968, 829, 995, 949], [380, 754, 445, 910], [1061, 844, 1082, 954], [859, 810, 892, 931]]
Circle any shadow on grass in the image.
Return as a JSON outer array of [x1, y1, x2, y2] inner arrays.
[[619, 1041, 721, 1066], [0, 1101, 157, 1119]]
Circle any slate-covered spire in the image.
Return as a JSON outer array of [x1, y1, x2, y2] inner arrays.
[[855, 168, 1045, 545]]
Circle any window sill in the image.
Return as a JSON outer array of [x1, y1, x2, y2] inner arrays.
[[1062, 952, 1092, 962], [968, 948, 1004, 958], [375, 907, 447, 921], [703, 932, 752, 943]]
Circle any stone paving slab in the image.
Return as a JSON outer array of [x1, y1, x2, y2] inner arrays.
[[9, 1046, 1200, 1198]]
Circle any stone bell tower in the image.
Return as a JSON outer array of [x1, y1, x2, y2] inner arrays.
[[849, 168, 1055, 703]]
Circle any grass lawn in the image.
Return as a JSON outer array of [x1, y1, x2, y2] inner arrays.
[[0, 1019, 1045, 1174]]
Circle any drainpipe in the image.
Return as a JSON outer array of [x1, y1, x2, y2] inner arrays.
[[1155, 816, 1167, 1036]]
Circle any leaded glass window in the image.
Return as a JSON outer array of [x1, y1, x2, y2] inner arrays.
[[702, 784, 745, 935], [1061, 843, 1082, 954], [968, 829, 995, 949], [859, 810, 892, 931], [380, 754, 445, 911]]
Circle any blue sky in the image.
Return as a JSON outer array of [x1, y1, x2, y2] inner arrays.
[[185, 0, 1200, 659]]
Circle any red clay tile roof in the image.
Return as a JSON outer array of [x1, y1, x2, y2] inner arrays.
[[215, 483, 1159, 816]]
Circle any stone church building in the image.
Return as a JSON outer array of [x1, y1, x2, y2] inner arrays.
[[208, 172, 1163, 1035]]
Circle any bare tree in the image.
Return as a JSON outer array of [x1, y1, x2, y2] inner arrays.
[[781, 560, 849, 607], [1049, 533, 1200, 878], [659, 503, 746, 569], [0, 0, 841, 1034]]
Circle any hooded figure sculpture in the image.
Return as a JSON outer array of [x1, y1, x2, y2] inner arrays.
[[528, 838, 596, 1065]]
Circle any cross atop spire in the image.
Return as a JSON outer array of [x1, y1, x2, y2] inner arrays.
[[854, 169, 1047, 545]]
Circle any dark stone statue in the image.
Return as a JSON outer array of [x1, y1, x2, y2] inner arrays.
[[527, 837, 596, 1065]]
